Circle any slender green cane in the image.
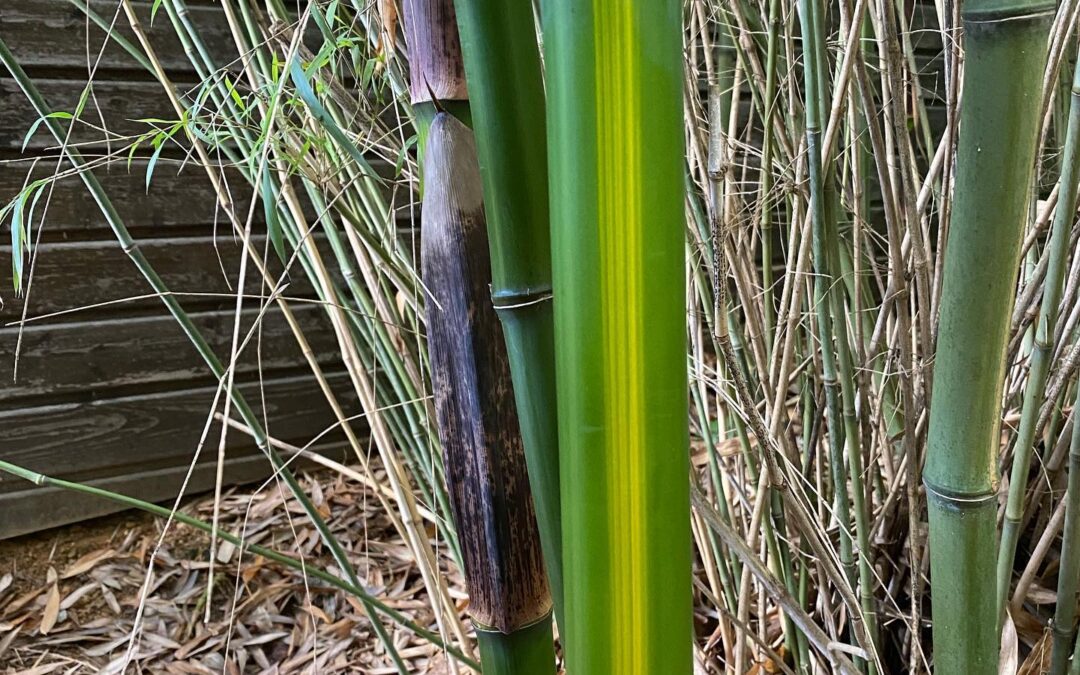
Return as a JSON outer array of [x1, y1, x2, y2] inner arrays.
[[759, 0, 782, 350], [1000, 48, 1080, 618], [795, 0, 856, 607], [1049, 57, 1080, 675], [922, 1, 1052, 671], [451, 0, 564, 629], [545, 1, 691, 672]]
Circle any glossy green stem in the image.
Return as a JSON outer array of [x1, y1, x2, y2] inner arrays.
[[475, 618, 557, 675], [452, 0, 564, 628], [545, 1, 691, 672]]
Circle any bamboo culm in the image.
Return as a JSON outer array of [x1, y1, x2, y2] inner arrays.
[[421, 111, 556, 675], [922, 1, 1053, 671], [1048, 56, 1080, 675], [545, 1, 692, 672], [451, 0, 565, 629]]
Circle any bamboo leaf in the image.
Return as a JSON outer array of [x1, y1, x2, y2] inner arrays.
[[262, 170, 287, 264], [145, 135, 167, 191], [288, 59, 373, 172], [10, 188, 26, 293], [21, 111, 72, 151], [39, 584, 60, 635]]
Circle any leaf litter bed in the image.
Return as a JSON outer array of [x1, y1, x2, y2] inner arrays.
[[0, 469, 468, 674]]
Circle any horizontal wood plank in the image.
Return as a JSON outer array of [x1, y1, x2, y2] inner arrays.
[[0, 303, 340, 402], [0, 234, 320, 318], [1, 0, 237, 75], [0, 371, 357, 493], [0, 443, 353, 539], [0, 77, 182, 151], [0, 158, 264, 233]]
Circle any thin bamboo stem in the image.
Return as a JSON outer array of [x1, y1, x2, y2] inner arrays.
[[999, 45, 1080, 617]]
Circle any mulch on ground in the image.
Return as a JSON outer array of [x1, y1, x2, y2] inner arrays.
[[0, 470, 468, 674]]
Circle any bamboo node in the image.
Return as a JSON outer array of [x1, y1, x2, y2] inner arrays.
[[492, 288, 553, 310], [922, 479, 998, 511]]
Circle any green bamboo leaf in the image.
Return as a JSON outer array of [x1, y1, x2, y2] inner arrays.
[[394, 134, 416, 177], [145, 133, 167, 191], [126, 135, 145, 170], [72, 82, 91, 120], [145, 124, 183, 191], [10, 191, 25, 293], [8, 180, 44, 295], [224, 75, 245, 111], [262, 169, 287, 265], [360, 58, 377, 91], [288, 58, 375, 174], [21, 111, 72, 151]]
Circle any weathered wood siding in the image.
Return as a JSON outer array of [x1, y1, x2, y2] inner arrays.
[[0, 1, 374, 538]]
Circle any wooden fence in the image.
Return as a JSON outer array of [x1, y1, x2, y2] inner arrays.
[[0, 0, 377, 538]]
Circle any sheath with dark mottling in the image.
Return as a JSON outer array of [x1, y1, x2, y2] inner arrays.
[[421, 112, 552, 633]]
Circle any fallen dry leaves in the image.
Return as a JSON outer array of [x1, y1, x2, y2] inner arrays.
[[0, 469, 471, 674]]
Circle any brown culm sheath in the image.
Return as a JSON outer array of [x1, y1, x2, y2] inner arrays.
[[421, 112, 551, 633]]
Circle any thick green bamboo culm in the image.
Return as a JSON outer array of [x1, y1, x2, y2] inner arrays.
[[1049, 55, 1080, 675], [475, 619, 557, 675], [404, 3, 555, 671], [545, 1, 692, 673], [451, 0, 564, 629], [922, 0, 1053, 672]]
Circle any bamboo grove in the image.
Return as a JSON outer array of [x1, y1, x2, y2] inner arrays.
[[2, 0, 1080, 672]]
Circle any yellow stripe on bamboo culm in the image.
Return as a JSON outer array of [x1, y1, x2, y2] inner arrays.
[[594, 0, 647, 670]]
